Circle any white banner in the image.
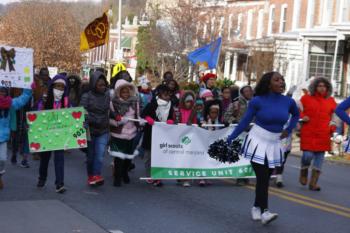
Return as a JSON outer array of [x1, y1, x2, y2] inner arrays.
[[0, 45, 33, 89], [151, 123, 254, 179]]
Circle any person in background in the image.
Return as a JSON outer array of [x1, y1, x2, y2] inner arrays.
[[37, 74, 69, 193], [80, 71, 110, 187], [177, 91, 197, 187], [227, 72, 299, 225], [199, 89, 214, 103], [195, 99, 205, 125], [230, 85, 240, 102], [141, 84, 175, 187], [0, 86, 32, 190], [201, 73, 220, 99], [274, 85, 298, 188], [221, 86, 232, 113], [67, 74, 82, 107], [200, 99, 223, 187], [224, 85, 253, 125], [299, 77, 337, 191], [110, 79, 140, 186]]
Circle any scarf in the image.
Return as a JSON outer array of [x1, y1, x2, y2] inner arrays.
[[0, 96, 12, 109], [156, 97, 171, 122], [112, 96, 138, 115]]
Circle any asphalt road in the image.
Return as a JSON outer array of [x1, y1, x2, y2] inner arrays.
[[0, 150, 349, 233]]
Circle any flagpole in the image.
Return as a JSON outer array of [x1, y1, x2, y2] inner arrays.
[[105, 8, 113, 76], [117, 0, 122, 60]]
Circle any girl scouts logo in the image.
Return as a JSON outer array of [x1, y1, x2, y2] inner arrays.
[[181, 136, 191, 145], [0, 47, 16, 72]]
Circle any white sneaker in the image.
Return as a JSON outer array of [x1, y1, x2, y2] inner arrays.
[[251, 207, 261, 221], [276, 175, 284, 188], [261, 210, 278, 225], [183, 181, 191, 187]]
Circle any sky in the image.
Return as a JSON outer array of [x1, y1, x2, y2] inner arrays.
[[1, 0, 101, 4]]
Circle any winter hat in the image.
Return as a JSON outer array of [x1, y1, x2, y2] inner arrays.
[[196, 99, 204, 105], [184, 95, 194, 102], [200, 89, 213, 99], [201, 73, 217, 83]]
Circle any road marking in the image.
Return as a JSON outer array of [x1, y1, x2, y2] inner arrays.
[[223, 180, 350, 219], [245, 185, 350, 219]]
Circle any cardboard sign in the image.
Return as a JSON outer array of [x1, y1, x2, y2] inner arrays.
[[27, 107, 87, 152], [0, 45, 33, 89]]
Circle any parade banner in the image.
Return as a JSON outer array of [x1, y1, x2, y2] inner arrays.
[[27, 107, 87, 152], [0, 45, 33, 89], [151, 123, 254, 179]]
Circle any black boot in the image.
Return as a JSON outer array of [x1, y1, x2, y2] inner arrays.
[[123, 159, 131, 184], [113, 158, 123, 187]]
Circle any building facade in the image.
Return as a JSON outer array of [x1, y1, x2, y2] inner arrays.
[[194, 0, 350, 97]]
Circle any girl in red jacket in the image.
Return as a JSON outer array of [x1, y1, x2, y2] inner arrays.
[[299, 77, 337, 191]]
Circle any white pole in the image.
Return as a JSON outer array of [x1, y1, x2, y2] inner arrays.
[[331, 34, 339, 89], [117, 0, 122, 52]]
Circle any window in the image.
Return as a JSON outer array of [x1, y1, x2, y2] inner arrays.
[[321, 0, 333, 26], [228, 14, 233, 40], [338, 0, 350, 22], [279, 4, 288, 33], [306, 0, 315, 28], [308, 54, 343, 95], [246, 10, 253, 39], [237, 13, 242, 39], [219, 16, 225, 37], [292, 0, 301, 30], [267, 5, 275, 35], [257, 9, 264, 38], [202, 23, 207, 39]]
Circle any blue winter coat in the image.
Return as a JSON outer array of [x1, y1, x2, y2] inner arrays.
[[0, 89, 32, 142]]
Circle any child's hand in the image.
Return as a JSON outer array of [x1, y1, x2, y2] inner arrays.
[[145, 116, 155, 125], [166, 119, 174, 125]]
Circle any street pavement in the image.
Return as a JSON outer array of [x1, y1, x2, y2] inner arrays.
[[0, 150, 349, 233]]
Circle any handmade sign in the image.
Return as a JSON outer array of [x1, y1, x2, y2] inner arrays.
[[27, 107, 87, 152], [0, 45, 33, 89]]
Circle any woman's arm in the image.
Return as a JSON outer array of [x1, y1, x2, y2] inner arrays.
[[286, 99, 300, 134], [335, 97, 350, 125]]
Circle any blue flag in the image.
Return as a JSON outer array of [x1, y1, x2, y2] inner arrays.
[[188, 37, 222, 70]]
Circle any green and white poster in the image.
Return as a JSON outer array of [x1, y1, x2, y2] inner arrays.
[[26, 107, 87, 152], [151, 123, 254, 179]]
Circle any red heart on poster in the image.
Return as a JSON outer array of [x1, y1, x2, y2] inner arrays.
[[28, 113, 37, 122], [30, 142, 41, 151], [72, 111, 82, 119], [77, 139, 86, 147]]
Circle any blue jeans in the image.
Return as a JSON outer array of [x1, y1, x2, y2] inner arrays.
[[39, 150, 64, 186], [87, 133, 109, 176], [301, 151, 325, 171]]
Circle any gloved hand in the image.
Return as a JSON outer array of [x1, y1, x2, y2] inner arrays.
[[115, 115, 122, 121], [145, 116, 155, 125], [166, 119, 174, 125]]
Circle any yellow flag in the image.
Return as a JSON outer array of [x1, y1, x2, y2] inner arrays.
[[80, 12, 109, 52]]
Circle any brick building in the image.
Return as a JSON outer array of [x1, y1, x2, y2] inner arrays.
[[193, 0, 350, 97]]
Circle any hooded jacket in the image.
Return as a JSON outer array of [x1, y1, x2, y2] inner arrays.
[[300, 77, 337, 151], [178, 91, 197, 124], [44, 74, 69, 110], [110, 79, 139, 140], [0, 87, 32, 142], [80, 71, 110, 136], [224, 85, 251, 124], [67, 74, 82, 107], [141, 97, 175, 150]]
